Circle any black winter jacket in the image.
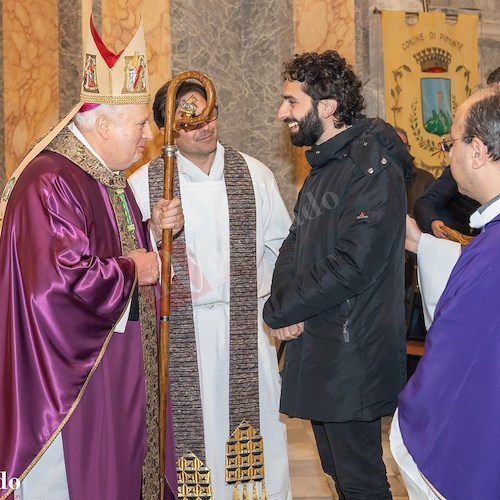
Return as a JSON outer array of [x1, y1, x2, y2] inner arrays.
[[263, 117, 413, 422]]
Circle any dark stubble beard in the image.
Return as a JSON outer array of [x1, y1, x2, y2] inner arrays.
[[288, 105, 325, 147]]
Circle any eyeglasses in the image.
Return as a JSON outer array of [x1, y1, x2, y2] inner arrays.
[[439, 135, 471, 153], [177, 106, 218, 132]]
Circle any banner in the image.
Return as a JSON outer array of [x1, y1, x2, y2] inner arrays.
[[381, 12, 478, 174]]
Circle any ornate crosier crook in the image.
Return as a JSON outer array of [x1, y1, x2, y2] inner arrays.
[[158, 70, 216, 500]]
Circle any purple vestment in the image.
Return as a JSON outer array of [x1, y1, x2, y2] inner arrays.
[[399, 215, 500, 499], [0, 150, 177, 499]]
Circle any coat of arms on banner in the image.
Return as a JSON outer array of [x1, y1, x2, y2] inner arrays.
[[381, 12, 478, 174]]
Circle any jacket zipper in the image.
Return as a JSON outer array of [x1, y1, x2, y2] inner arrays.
[[339, 298, 351, 343], [342, 319, 350, 343]]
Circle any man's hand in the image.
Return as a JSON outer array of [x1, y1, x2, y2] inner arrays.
[[431, 220, 451, 240], [406, 215, 422, 254], [268, 322, 305, 341], [150, 197, 184, 244], [128, 248, 159, 285]]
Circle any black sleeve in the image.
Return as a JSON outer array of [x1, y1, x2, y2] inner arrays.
[[414, 167, 458, 233], [262, 192, 300, 327]]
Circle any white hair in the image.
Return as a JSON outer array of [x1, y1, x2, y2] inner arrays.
[[73, 104, 126, 131]]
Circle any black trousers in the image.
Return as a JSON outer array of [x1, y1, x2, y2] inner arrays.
[[311, 418, 392, 500]]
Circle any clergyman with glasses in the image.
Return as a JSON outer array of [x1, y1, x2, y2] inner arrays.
[[390, 83, 500, 498], [128, 79, 292, 500]]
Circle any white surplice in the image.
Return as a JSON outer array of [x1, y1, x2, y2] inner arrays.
[[416, 196, 500, 328], [129, 142, 292, 500], [417, 234, 461, 329]]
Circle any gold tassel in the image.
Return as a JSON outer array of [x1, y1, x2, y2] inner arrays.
[[242, 483, 249, 500], [252, 481, 258, 500], [261, 480, 267, 500], [233, 484, 240, 500]]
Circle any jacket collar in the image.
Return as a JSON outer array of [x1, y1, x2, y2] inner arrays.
[[305, 116, 368, 169], [305, 116, 413, 183]]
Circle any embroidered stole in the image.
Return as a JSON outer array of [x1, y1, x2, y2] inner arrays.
[[46, 128, 160, 499], [148, 145, 263, 499]]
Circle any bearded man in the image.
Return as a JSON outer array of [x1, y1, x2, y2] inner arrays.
[[263, 51, 413, 499]]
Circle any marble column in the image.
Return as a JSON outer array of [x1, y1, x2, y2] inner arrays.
[[170, 0, 296, 210], [3, 0, 59, 182], [293, 0, 356, 187], [102, 0, 171, 165], [294, 0, 355, 63], [58, 0, 84, 117], [241, 0, 296, 206]]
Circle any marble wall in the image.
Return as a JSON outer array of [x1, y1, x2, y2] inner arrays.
[[3, 0, 59, 182], [101, 0, 170, 106], [101, 0, 171, 165], [163, 0, 357, 204], [58, 0, 84, 115], [293, 0, 356, 187], [295, 0, 355, 63], [0, 0, 170, 191], [2, 0, 499, 201], [1, 0, 85, 184], [170, 0, 296, 208]]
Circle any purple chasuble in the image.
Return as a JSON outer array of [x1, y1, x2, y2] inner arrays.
[[398, 215, 500, 499], [0, 150, 177, 499]]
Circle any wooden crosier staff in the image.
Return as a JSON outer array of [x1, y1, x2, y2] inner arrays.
[[158, 70, 216, 499]]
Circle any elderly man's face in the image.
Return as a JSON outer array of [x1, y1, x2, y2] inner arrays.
[[107, 104, 153, 171]]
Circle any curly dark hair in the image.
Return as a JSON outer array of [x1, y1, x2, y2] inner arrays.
[[153, 80, 207, 129], [282, 50, 365, 128]]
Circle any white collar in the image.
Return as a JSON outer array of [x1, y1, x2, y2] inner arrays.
[[177, 142, 224, 182], [469, 195, 500, 228]]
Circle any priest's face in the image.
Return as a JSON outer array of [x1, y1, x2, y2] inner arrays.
[[278, 80, 325, 147], [174, 92, 219, 166], [107, 104, 154, 171]]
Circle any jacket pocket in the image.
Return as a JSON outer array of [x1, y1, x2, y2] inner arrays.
[[305, 297, 356, 343]]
